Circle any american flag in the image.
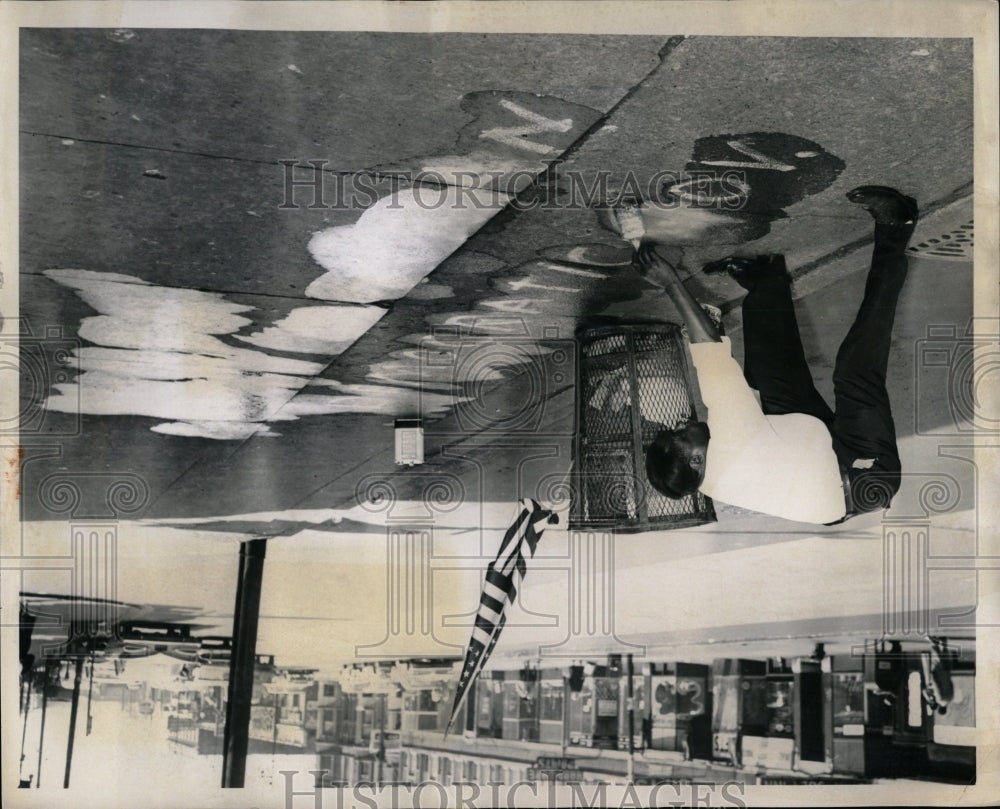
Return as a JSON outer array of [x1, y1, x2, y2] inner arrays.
[[445, 498, 557, 735]]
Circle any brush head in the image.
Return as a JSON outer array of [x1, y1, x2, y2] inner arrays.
[[613, 205, 646, 245]]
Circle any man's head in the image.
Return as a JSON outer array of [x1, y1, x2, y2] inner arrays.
[[645, 421, 710, 499]]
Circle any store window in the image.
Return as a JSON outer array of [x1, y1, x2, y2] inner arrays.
[[540, 682, 563, 721]]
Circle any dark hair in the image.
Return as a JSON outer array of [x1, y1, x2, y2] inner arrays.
[[645, 428, 702, 499]]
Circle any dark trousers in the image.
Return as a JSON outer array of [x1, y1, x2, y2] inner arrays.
[[739, 223, 913, 515]]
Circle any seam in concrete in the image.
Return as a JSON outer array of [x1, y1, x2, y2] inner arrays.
[[21, 268, 339, 306], [545, 36, 686, 172], [20, 130, 356, 175]]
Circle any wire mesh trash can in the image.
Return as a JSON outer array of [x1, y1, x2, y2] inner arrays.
[[571, 323, 716, 532]]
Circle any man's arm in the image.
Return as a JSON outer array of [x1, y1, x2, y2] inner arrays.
[[633, 243, 722, 344]]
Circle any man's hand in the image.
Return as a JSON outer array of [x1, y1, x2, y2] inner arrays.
[[632, 242, 679, 288], [633, 241, 722, 344]]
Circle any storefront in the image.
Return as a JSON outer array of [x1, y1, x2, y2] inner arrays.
[[740, 663, 795, 772], [538, 668, 566, 745], [710, 658, 767, 765], [643, 662, 711, 759], [827, 654, 866, 776], [617, 667, 648, 752], [566, 663, 619, 749], [476, 671, 505, 739], [501, 675, 539, 742]]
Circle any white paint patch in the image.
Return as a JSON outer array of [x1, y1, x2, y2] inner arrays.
[[48, 364, 314, 424], [285, 381, 465, 419], [407, 282, 454, 300], [71, 346, 319, 381], [479, 297, 547, 314], [363, 335, 557, 399], [639, 205, 748, 244], [306, 185, 509, 303], [46, 270, 259, 357], [911, 49, 930, 56], [479, 98, 573, 154], [152, 421, 279, 440], [41, 270, 393, 439], [562, 249, 621, 270], [235, 305, 384, 356], [418, 153, 547, 192], [365, 355, 501, 390], [503, 277, 579, 294]]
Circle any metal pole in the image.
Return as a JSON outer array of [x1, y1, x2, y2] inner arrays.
[[85, 652, 95, 735], [221, 538, 268, 788], [20, 604, 37, 711], [626, 654, 635, 784], [36, 661, 52, 787], [271, 690, 279, 759], [561, 674, 568, 758], [63, 655, 85, 788], [377, 692, 386, 787], [19, 672, 33, 782]]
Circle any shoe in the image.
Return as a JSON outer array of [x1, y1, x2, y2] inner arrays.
[[703, 254, 786, 289], [846, 185, 919, 226]]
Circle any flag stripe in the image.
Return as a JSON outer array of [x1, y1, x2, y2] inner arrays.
[[497, 507, 530, 556], [479, 592, 505, 617], [477, 602, 503, 625], [485, 567, 515, 596], [482, 579, 510, 605]]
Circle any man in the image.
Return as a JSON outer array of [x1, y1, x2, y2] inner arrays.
[[639, 185, 918, 524]]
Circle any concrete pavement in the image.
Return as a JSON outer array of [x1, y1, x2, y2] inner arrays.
[[17, 34, 975, 527]]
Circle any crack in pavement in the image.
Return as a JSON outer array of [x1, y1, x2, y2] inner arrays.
[[21, 268, 336, 306], [20, 130, 365, 174]]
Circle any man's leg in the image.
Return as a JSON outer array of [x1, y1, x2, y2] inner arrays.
[[707, 254, 835, 425], [831, 186, 918, 511]]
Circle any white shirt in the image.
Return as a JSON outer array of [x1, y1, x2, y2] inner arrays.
[[689, 338, 846, 524]]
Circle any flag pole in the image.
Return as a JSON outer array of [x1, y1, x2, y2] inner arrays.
[[626, 653, 635, 784]]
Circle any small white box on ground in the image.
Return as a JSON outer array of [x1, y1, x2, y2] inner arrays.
[[394, 418, 424, 466]]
